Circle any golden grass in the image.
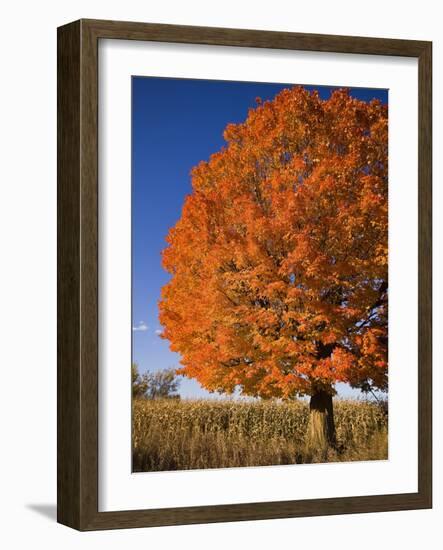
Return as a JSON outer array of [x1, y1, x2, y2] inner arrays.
[[132, 398, 388, 472]]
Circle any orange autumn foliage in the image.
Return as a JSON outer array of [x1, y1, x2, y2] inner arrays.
[[159, 87, 388, 399]]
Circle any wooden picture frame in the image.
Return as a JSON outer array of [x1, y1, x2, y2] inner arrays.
[[57, 18, 432, 530]]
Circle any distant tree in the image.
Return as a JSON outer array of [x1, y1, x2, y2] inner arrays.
[[132, 363, 149, 399], [132, 364, 180, 400], [146, 368, 181, 400]]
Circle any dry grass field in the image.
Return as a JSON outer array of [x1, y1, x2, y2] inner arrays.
[[132, 398, 388, 472]]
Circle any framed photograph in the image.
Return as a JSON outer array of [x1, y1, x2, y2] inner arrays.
[[57, 19, 432, 530]]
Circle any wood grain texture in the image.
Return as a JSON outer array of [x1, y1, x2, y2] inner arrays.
[[57, 19, 432, 531], [57, 20, 81, 529], [83, 18, 428, 57], [417, 41, 432, 506]]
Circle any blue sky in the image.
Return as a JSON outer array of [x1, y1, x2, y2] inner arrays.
[[131, 76, 388, 400]]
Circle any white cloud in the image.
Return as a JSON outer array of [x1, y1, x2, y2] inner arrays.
[[132, 321, 149, 332], [154, 329, 162, 336]]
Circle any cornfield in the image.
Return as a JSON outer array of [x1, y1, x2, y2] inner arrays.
[[132, 398, 388, 472]]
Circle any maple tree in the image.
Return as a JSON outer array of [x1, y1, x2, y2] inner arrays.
[[159, 87, 388, 449]]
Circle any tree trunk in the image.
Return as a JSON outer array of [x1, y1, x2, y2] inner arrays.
[[306, 390, 336, 458]]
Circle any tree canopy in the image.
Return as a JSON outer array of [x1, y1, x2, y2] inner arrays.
[[159, 87, 388, 400]]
